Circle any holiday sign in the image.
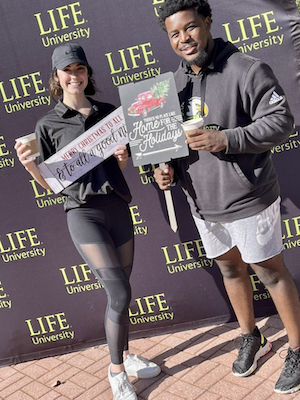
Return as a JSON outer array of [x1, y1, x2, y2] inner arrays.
[[37, 107, 128, 193], [118, 72, 188, 167]]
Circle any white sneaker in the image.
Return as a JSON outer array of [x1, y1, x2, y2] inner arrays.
[[124, 354, 161, 379], [108, 365, 137, 400]]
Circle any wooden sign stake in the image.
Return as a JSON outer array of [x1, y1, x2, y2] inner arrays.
[[159, 163, 178, 232]]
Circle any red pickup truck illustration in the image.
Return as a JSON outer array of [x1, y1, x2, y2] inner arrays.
[[128, 91, 166, 117]]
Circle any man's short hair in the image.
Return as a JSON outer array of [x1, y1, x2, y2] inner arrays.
[[157, 0, 212, 31]]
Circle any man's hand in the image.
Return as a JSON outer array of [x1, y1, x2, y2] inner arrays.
[[187, 128, 227, 152], [154, 164, 174, 190]]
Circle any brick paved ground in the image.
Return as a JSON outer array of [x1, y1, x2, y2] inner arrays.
[[1, 314, 300, 399]]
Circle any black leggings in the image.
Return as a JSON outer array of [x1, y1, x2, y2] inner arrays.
[[67, 192, 134, 365]]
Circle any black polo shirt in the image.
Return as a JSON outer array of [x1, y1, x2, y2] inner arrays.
[[36, 98, 132, 211]]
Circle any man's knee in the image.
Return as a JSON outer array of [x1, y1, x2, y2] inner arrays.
[[214, 247, 248, 280], [251, 254, 288, 289], [254, 268, 280, 288], [216, 260, 247, 280]]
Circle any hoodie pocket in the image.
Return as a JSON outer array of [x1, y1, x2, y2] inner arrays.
[[231, 158, 255, 190]]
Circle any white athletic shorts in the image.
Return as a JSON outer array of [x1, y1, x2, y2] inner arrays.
[[193, 197, 283, 264]]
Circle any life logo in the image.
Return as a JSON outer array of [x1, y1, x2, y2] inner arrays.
[[282, 214, 300, 252], [25, 312, 75, 345], [0, 136, 14, 170], [129, 292, 174, 325], [153, 0, 164, 17], [34, 1, 90, 48], [105, 42, 161, 87], [161, 239, 214, 275], [0, 72, 51, 115], [0, 227, 46, 264], [59, 263, 103, 295], [129, 205, 148, 236], [138, 164, 156, 186], [0, 281, 12, 310], [222, 10, 284, 54], [29, 179, 66, 209], [250, 273, 271, 302], [271, 129, 300, 155]]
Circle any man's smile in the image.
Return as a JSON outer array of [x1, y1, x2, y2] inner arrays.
[[180, 43, 197, 54]]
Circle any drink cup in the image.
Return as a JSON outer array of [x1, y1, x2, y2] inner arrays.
[[182, 117, 204, 138], [15, 132, 40, 160]]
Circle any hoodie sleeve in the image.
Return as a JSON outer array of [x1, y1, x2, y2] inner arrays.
[[224, 60, 294, 154]]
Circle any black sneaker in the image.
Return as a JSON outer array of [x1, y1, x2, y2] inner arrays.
[[274, 347, 300, 394], [232, 326, 272, 377]]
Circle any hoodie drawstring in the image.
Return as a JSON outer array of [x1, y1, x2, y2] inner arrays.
[[182, 70, 207, 120]]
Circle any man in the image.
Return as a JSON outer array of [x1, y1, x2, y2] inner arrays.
[[154, 0, 300, 394]]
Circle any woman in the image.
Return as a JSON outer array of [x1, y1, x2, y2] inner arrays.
[[15, 43, 160, 400]]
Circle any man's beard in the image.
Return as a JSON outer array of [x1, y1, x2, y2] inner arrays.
[[185, 48, 208, 67]]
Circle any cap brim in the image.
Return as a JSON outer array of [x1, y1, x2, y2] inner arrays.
[[55, 58, 88, 70]]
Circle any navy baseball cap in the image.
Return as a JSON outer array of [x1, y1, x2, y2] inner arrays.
[[52, 43, 88, 70]]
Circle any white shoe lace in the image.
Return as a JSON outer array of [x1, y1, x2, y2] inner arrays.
[[119, 379, 135, 395], [127, 354, 152, 367], [115, 374, 136, 399]]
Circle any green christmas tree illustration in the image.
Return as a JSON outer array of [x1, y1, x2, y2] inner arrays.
[[150, 79, 170, 99]]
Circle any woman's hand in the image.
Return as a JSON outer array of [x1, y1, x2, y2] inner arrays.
[[114, 145, 129, 169], [14, 141, 51, 190], [14, 141, 36, 171]]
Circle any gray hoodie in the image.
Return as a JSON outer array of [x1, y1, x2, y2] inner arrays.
[[172, 38, 294, 222]]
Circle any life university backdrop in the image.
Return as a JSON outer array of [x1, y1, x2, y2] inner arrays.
[[0, 0, 300, 365]]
